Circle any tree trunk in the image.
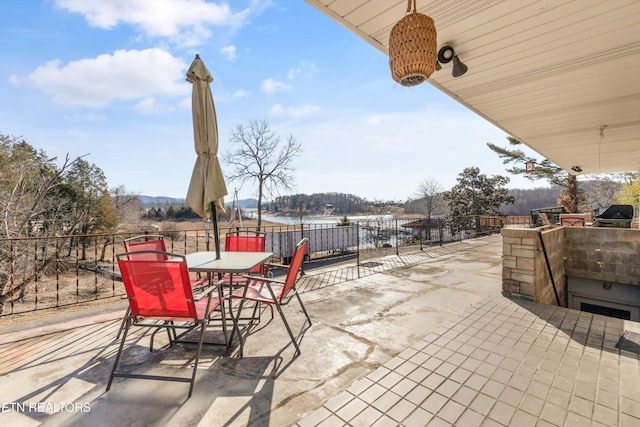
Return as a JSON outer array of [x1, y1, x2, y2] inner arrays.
[[257, 179, 263, 231], [558, 174, 579, 213], [99, 236, 112, 262]]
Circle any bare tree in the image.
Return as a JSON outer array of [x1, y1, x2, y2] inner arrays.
[[110, 185, 144, 231], [0, 135, 84, 313], [64, 158, 116, 260], [581, 173, 637, 213], [415, 178, 443, 221], [362, 204, 391, 248], [1, 136, 80, 239], [223, 120, 302, 228], [582, 176, 623, 213]]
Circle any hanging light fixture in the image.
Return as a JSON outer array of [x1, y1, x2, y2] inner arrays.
[[389, 0, 437, 87], [525, 160, 536, 173]]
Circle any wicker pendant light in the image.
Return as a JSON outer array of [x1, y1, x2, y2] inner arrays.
[[389, 0, 437, 87]]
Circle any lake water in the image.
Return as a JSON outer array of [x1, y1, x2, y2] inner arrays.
[[241, 210, 448, 250], [243, 210, 394, 226]]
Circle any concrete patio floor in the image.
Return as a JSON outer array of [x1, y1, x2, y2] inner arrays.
[[1, 235, 639, 426]]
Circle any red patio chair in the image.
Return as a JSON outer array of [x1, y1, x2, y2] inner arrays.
[[123, 234, 167, 258], [107, 251, 227, 398], [124, 235, 206, 286], [221, 231, 268, 284], [538, 213, 552, 226], [231, 238, 311, 356], [116, 235, 206, 339]]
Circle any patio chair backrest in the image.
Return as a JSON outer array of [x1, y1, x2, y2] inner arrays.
[[539, 213, 551, 226], [280, 238, 309, 299], [117, 251, 197, 319], [225, 232, 266, 252], [225, 232, 267, 274], [123, 235, 167, 261]]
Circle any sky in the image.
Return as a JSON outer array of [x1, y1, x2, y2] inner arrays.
[[0, 0, 543, 203]]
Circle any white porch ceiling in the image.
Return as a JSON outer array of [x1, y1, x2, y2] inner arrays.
[[305, 0, 640, 175]]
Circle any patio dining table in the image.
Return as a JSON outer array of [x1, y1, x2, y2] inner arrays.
[[186, 251, 273, 355]]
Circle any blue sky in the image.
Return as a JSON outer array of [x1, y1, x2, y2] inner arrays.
[[0, 0, 541, 203]]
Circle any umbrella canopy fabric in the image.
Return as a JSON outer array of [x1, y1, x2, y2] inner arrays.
[[185, 54, 227, 220]]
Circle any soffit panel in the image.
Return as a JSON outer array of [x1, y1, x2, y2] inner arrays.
[[306, 0, 640, 174]]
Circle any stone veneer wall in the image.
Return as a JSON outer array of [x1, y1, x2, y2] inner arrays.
[[501, 226, 567, 306], [502, 226, 640, 306], [564, 227, 640, 286]]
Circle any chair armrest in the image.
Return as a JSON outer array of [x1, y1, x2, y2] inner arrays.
[[193, 279, 225, 300], [190, 277, 207, 286], [240, 274, 285, 285], [265, 262, 287, 270]]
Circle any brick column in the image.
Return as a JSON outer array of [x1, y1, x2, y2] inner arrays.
[[501, 228, 537, 300]]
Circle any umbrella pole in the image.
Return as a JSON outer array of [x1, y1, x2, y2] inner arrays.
[[211, 201, 221, 259], [204, 220, 210, 252]]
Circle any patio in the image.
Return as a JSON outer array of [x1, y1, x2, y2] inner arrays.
[[1, 234, 639, 426]]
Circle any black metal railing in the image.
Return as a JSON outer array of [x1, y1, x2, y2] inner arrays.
[[0, 215, 532, 317]]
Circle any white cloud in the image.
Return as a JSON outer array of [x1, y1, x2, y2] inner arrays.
[[287, 68, 300, 80], [287, 62, 318, 80], [178, 96, 191, 109], [261, 78, 291, 94], [233, 89, 250, 98], [366, 115, 387, 127], [220, 45, 237, 61], [27, 48, 188, 107], [66, 128, 87, 137], [134, 97, 161, 114], [54, 0, 250, 46], [171, 24, 212, 48], [64, 112, 107, 122], [154, 148, 172, 158], [270, 103, 319, 118]]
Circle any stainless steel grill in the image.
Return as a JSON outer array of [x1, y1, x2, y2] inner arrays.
[[592, 204, 634, 228]]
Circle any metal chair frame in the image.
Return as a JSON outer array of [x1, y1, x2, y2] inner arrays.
[[231, 238, 311, 356], [107, 251, 228, 398], [116, 236, 206, 339]]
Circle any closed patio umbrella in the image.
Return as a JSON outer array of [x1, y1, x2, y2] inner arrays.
[[186, 54, 227, 259]]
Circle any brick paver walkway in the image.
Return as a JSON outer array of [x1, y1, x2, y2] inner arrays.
[[298, 296, 640, 426]]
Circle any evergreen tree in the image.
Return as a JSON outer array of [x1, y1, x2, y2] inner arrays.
[[487, 137, 583, 213], [443, 167, 514, 232]]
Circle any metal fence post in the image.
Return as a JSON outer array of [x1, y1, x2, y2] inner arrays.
[[356, 221, 360, 279], [395, 219, 399, 256], [34, 239, 39, 309]]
